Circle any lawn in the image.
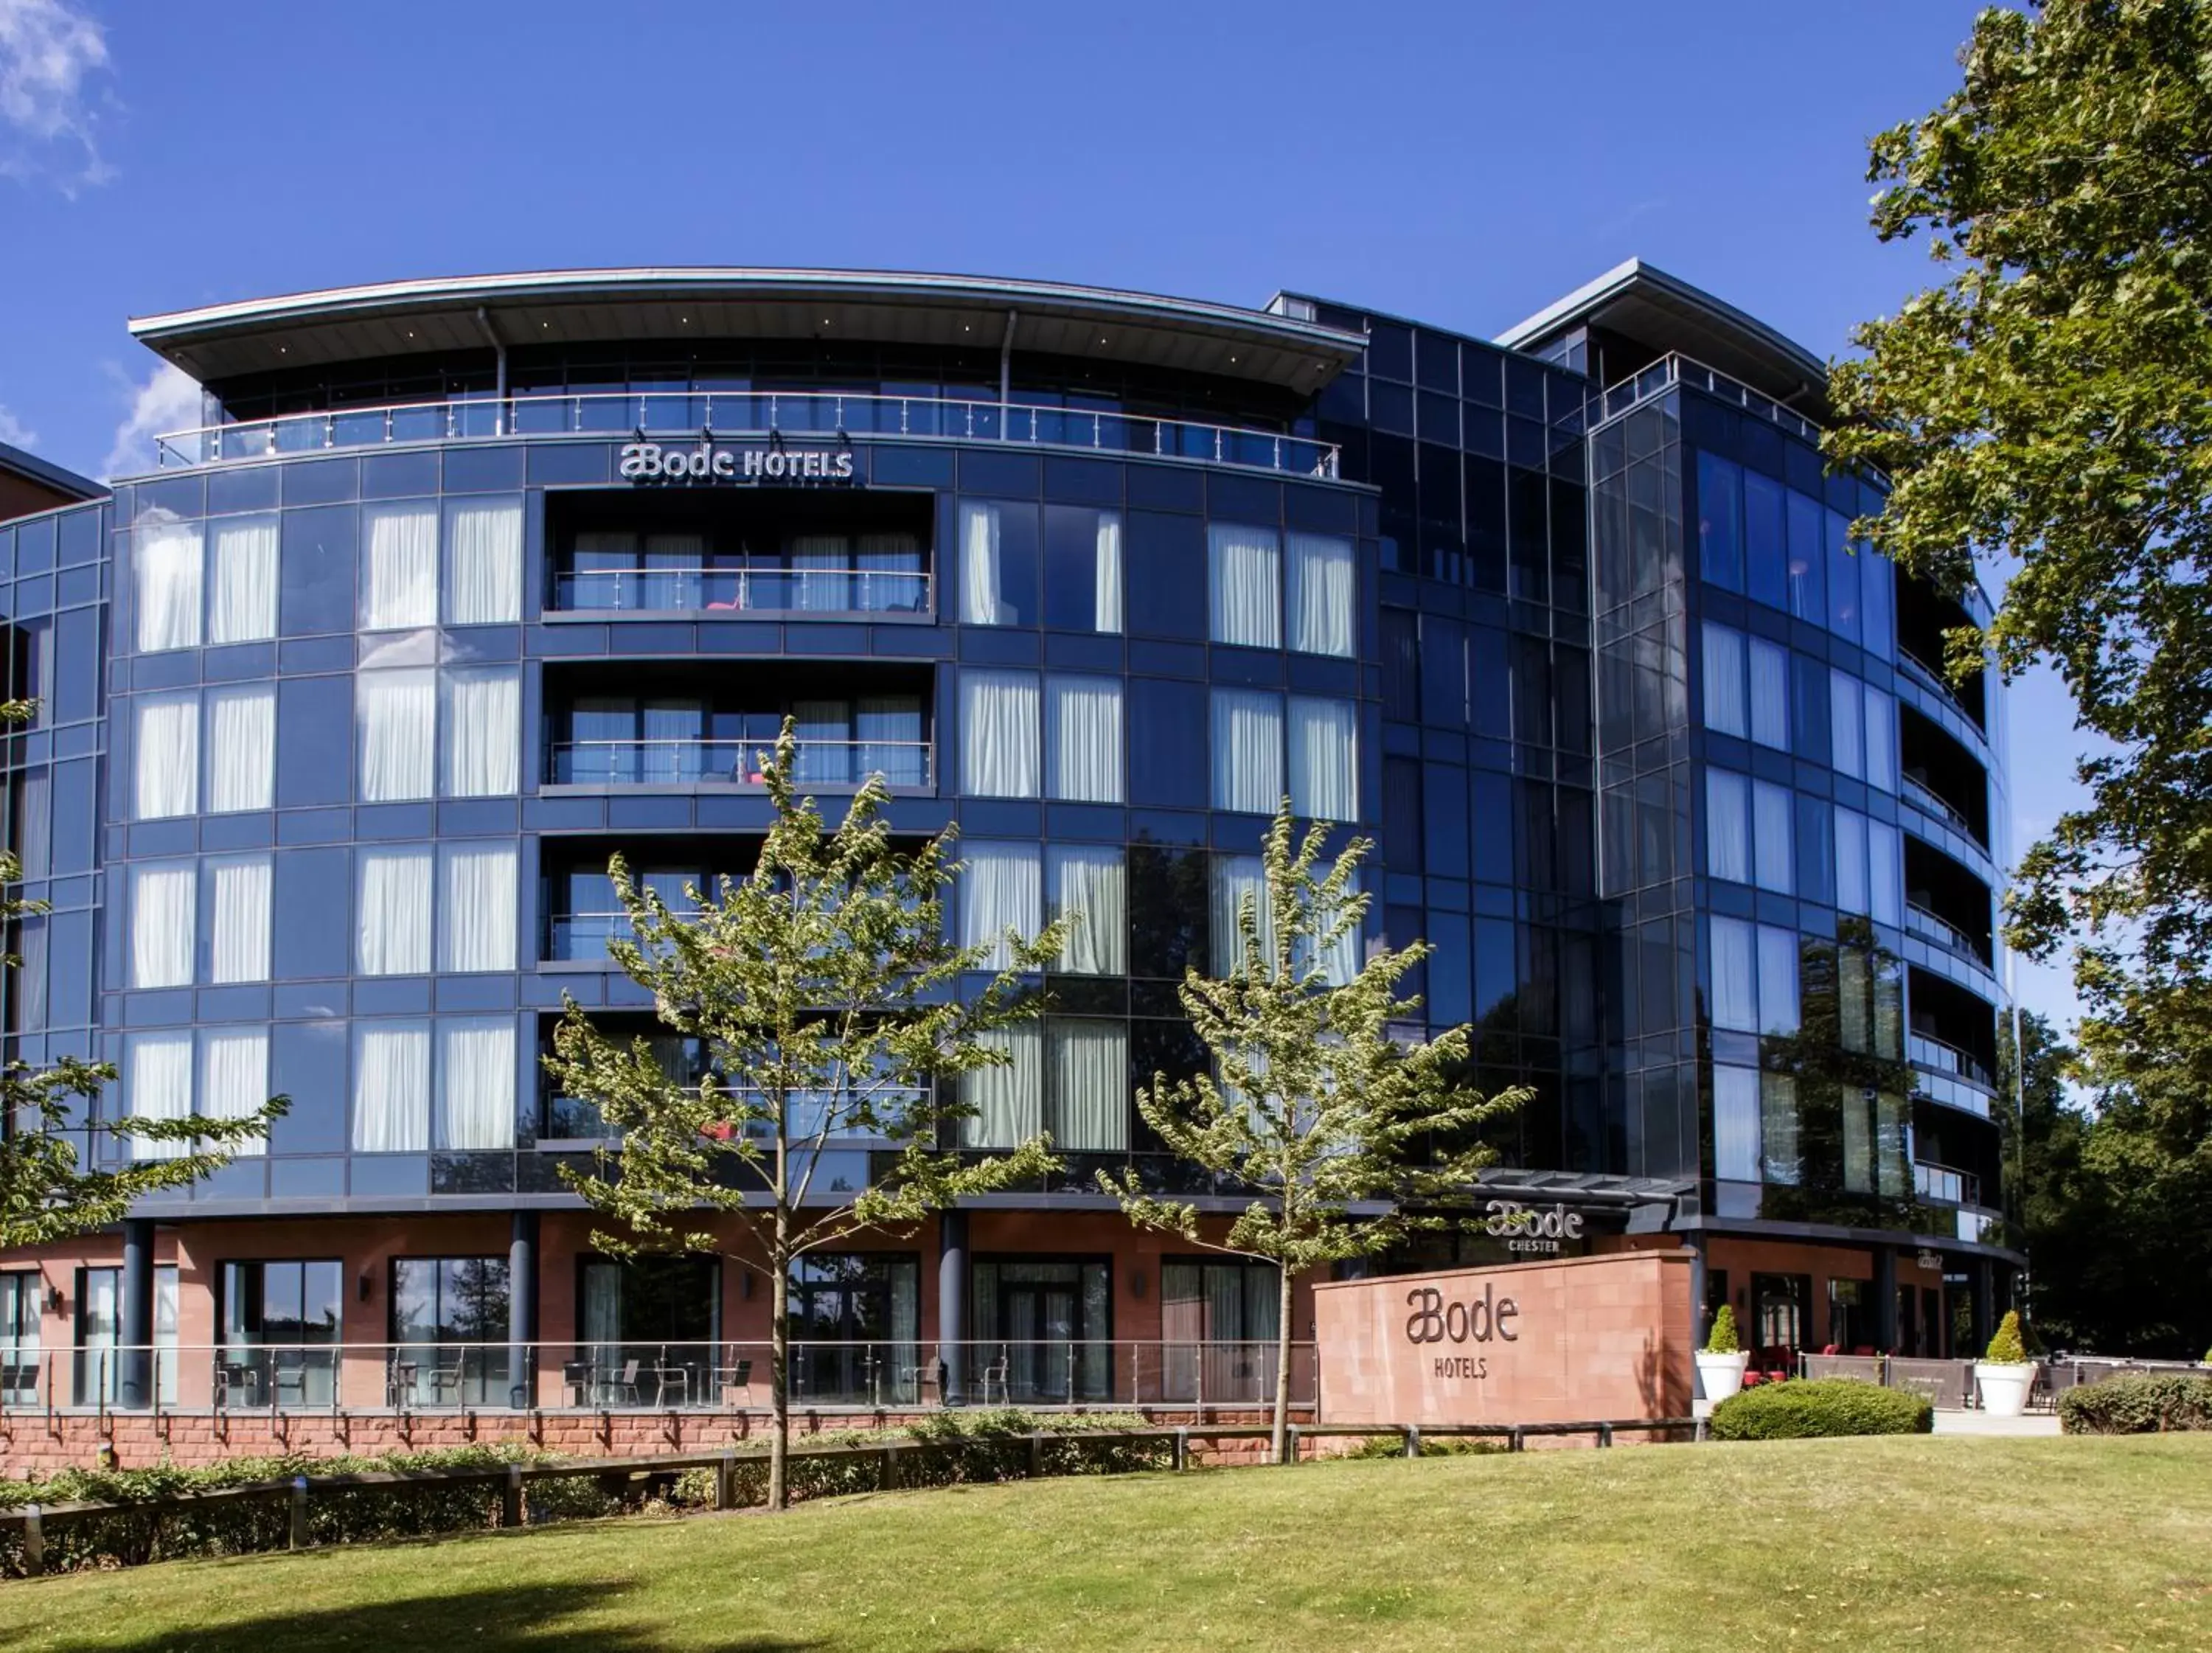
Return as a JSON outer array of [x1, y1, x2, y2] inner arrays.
[[1, 1435, 2207, 1652]]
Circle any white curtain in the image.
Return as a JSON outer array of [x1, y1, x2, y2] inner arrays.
[[357, 845, 434, 975], [437, 1017, 516, 1150], [959, 501, 1004, 624], [1093, 513, 1123, 633], [1701, 622, 1746, 737], [959, 841, 1041, 971], [358, 668, 437, 801], [959, 669, 1040, 798], [1868, 820, 1902, 926], [444, 498, 523, 624], [134, 519, 204, 652], [962, 1025, 1041, 1148], [1834, 806, 1870, 916], [361, 502, 439, 630], [1709, 914, 1759, 1032], [207, 517, 279, 644], [352, 1021, 430, 1152], [206, 855, 271, 984], [1713, 1066, 1761, 1182], [133, 691, 199, 818], [126, 1031, 194, 1160], [1758, 924, 1801, 1035], [1211, 855, 1276, 976], [1287, 533, 1354, 657], [1211, 688, 1283, 815], [439, 841, 518, 972], [1313, 871, 1360, 988], [856, 695, 925, 787], [198, 1029, 268, 1155], [1863, 686, 1896, 793], [1052, 1021, 1128, 1152], [1829, 669, 1864, 779], [1705, 770, 1750, 884], [1208, 523, 1280, 647], [1046, 676, 1122, 803], [856, 530, 924, 613], [1048, 845, 1124, 975], [205, 683, 275, 813], [1753, 779, 1794, 894], [1288, 697, 1358, 821], [129, 861, 195, 988], [440, 667, 519, 796], [1748, 637, 1790, 750], [791, 533, 849, 613]]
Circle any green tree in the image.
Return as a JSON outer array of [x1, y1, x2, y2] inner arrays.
[[1825, 0, 2212, 1110], [1100, 805, 1526, 1464], [547, 723, 1063, 1509]]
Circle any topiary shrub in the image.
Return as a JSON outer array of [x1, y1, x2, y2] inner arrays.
[[2059, 1374, 2212, 1435], [1705, 1304, 1741, 1355], [1338, 1434, 1504, 1460], [1983, 1310, 2028, 1365], [1708, 1377, 1933, 1441]]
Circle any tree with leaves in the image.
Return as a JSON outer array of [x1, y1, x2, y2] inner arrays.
[[547, 722, 1064, 1509], [1101, 806, 1525, 1465]]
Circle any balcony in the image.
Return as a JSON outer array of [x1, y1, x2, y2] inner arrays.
[[1904, 836, 1994, 965], [1901, 701, 1990, 849], [553, 565, 931, 616], [151, 389, 1341, 480], [1909, 1030, 1994, 1091], [548, 736, 931, 790], [1913, 1161, 1982, 1208]]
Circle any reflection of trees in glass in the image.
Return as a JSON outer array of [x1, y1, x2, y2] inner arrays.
[[448, 1259, 510, 1342], [1127, 840, 1210, 980]]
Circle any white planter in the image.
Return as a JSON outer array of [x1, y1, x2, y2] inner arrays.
[[1697, 1351, 1750, 1403], [1975, 1361, 2035, 1418]]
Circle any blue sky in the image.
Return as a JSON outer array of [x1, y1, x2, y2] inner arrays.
[[0, 0, 2086, 1031]]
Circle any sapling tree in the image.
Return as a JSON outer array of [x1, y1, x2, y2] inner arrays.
[[1101, 804, 1526, 1464], [549, 722, 1064, 1509]]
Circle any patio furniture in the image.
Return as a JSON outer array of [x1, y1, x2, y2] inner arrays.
[[215, 1361, 260, 1409], [425, 1363, 465, 1406], [598, 1358, 642, 1406], [561, 1360, 593, 1407], [386, 1359, 420, 1407], [978, 1347, 1009, 1407], [650, 1361, 689, 1408], [713, 1356, 754, 1407]]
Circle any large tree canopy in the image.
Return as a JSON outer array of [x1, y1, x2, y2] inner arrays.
[[1826, 1, 2212, 1113]]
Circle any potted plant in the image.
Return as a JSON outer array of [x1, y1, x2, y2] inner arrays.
[[1697, 1304, 1750, 1403], [1975, 1310, 2035, 1418]]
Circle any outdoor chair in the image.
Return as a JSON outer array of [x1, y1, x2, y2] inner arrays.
[[425, 1363, 466, 1406], [600, 1358, 642, 1406], [978, 1347, 1009, 1407], [714, 1356, 754, 1407], [650, 1361, 690, 1408], [560, 1360, 593, 1407]]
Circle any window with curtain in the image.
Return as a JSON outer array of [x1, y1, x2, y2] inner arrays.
[[443, 498, 523, 624], [205, 683, 275, 813], [790, 533, 849, 613], [1287, 533, 1354, 657], [1208, 522, 1281, 648], [1093, 513, 1123, 633], [440, 667, 520, 796], [1045, 675, 1122, 803], [1868, 820, 1902, 926], [855, 695, 925, 787], [1757, 924, 1801, 1034], [791, 698, 852, 787], [962, 1024, 1042, 1148], [357, 845, 434, 975], [1705, 770, 1750, 884], [1308, 871, 1361, 987], [1748, 636, 1790, 750], [1288, 697, 1358, 821], [855, 531, 924, 614], [1834, 807, 1870, 916], [959, 842, 1041, 972], [958, 501, 1006, 625], [207, 516, 279, 644], [205, 854, 271, 984], [1829, 669, 1865, 779], [640, 532, 703, 610], [125, 1031, 194, 1160], [959, 669, 1040, 798], [198, 1029, 268, 1155], [1210, 855, 1277, 975], [361, 502, 439, 630], [358, 668, 436, 801], [1701, 622, 1747, 738], [1760, 1073, 1801, 1184], [134, 519, 204, 652], [439, 842, 518, 972], [1708, 914, 1759, 1031], [1051, 1020, 1128, 1152], [1047, 845, 1124, 975], [437, 1017, 516, 1150], [352, 1020, 430, 1152], [1863, 685, 1896, 793], [1753, 779, 1794, 894], [129, 860, 195, 988], [133, 691, 199, 818], [1713, 1065, 1761, 1182], [1211, 687, 1283, 815]]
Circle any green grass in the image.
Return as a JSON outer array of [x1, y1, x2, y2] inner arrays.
[[3, 1436, 2208, 1652]]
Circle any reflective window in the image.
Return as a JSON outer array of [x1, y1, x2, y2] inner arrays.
[[1042, 506, 1122, 633], [960, 842, 1042, 972], [956, 500, 1038, 625], [960, 669, 1040, 798], [1048, 846, 1124, 975], [1208, 522, 1280, 648], [1696, 451, 1742, 591]]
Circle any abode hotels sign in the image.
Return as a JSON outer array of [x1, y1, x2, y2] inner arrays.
[[619, 439, 855, 484]]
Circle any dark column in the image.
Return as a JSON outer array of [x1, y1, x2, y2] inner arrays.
[[119, 1218, 155, 1410], [508, 1210, 540, 1408], [1873, 1247, 1898, 1353], [1971, 1258, 1994, 1357], [937, 1209, 967, 1407], [1683, 1231, 1708, 1348]]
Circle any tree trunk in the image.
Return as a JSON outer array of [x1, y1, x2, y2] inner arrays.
[[769, 1211, 790, 1511], [1272, 1260, 1295, 1466]]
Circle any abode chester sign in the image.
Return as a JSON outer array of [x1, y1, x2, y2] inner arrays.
[[619, 439, 856, 484]]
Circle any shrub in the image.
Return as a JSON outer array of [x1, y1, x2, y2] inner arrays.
[[1983, 1310, 2028, 1365], [2059, 1374, 2212, 1435], [1705, 1304, 1740, 1356], [1708, 1378, 1933, 1441], [1339, 1434, 1503, 1460]]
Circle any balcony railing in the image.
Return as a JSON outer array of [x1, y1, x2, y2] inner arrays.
[[1905, 900, 1989, 963], [552, 566, 932, 616], [547, 737, 931, 789], [1590, 352, 1827, 444], [1913, 1162, 1983, 1208], [1909, 1030, 1996, 1090], [151, 391, 1341, 480], [1897, 648, 1987, 734], [1901, 773, 1978, 842]]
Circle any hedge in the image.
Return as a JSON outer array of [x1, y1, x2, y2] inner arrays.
[[1708, 1378, 1933, 1441], [2059, 1374, 2212, 1436]]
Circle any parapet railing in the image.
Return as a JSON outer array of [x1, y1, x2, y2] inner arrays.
[[150, 391, 1341, 480], [543, 735, 933, 789], [1587, 352, 1826, 444], [550, 566, 931, 615]]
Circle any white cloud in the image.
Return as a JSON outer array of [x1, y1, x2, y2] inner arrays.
[[0, 0, 114, 190], [104, 361, 199, 478], [0, 401, 35, 449]]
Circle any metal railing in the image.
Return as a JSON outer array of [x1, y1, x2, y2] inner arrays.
[[1913, 1161, 1982, 1208], [151, 391, 1341, 480], [1908, 1030, 1996, 1090], [1588, 352, 1826, 444], [546, 736, 932, 789], [0, 1339, 1318, 1419], [1905, 900, 1989, 963], [552, 566, 932, 616], [1900, 773, 1977, 840], [1896, 648, 1989, 734]]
